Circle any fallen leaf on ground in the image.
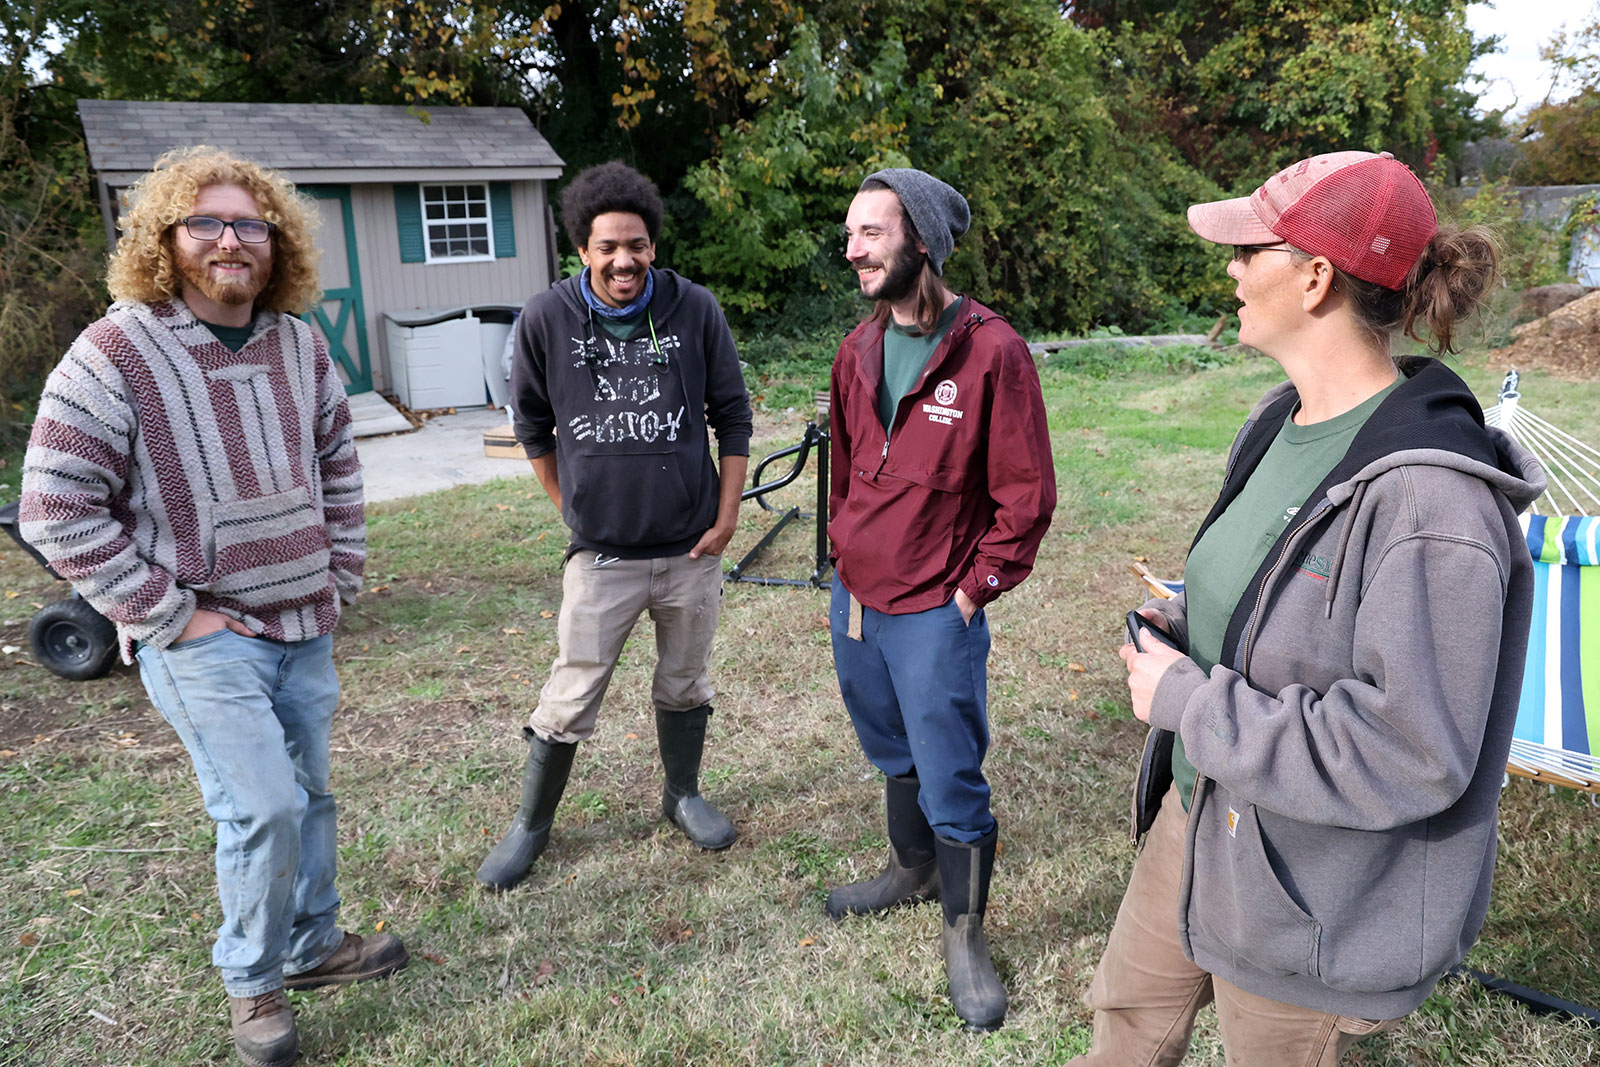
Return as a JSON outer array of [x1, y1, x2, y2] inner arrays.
[[64, 889, 85, 898], [798, 936, 816, 947], [19, 933, 37, 946], [539, 610, 554, 619], [1067, 662, 1087, 672], [375, 920, 385, 932], [624, 733, 638, 740], [502, 628, 525, 635]]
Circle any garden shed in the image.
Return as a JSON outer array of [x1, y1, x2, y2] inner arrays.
[[77, 99, 564, 420]]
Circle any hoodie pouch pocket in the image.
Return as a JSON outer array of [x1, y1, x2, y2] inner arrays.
[[200, 485, 331, 608], [1190, 800, 1322, 979], [567, 448, 696, 546]]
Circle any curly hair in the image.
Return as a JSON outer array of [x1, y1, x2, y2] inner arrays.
[[558, 161, 664, 251], [105, 146, 322, 315]]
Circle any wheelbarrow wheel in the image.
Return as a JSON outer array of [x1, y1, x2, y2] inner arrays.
[[28, 598, 118, 681]]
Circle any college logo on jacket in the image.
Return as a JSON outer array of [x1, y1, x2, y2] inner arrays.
[[923, 379, 965, 426]]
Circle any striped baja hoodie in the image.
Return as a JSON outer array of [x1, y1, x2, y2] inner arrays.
[[20, 299, 364, 661]]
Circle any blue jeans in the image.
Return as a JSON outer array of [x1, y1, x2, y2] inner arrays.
[[830, 575, 995, 842], [137, 631, 344, 996]]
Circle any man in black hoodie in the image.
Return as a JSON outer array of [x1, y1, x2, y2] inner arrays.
[[477, 162, 753, 890]]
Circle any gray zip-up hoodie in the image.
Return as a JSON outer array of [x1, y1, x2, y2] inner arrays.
[[1135, 357, 1545, 1020]]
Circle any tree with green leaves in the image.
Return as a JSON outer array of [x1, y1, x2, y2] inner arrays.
[[1067, 0, 1494, 189], [1512, 11, 1600, 185]]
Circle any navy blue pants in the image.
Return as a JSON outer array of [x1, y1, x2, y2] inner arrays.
[[830, 575, 994, 842]]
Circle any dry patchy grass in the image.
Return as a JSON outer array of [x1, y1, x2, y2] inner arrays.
[[0, 352, 1597, 1065]]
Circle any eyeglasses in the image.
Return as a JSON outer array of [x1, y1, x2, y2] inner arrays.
[[177, 216, 276, 244], [1231, 243, 1294, 262]]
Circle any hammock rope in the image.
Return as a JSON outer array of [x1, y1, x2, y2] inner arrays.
[[1483, 370, 1600, 793]]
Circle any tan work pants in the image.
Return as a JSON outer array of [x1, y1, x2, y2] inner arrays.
[[528, 550, 723, 743], [1072, 784, 1399, 1067]]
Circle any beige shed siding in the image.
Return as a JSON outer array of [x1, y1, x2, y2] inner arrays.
[[353, 180, 551, 394]]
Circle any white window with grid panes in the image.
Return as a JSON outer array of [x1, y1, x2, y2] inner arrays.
[[421, 183, 495, 262]]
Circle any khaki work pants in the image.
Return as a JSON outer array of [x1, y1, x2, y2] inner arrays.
[[528, 550, 723, 743], [1072, 784, 1400, 1067]]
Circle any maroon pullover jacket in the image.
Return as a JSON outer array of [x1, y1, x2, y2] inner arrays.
[[828, 296, 1056, 614]]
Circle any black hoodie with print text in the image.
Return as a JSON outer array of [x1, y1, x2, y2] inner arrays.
[[509, 268, 752, 558]]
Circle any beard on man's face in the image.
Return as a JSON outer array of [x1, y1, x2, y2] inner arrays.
[[175, 244, 268, 307], [862, 233, 924, 305]]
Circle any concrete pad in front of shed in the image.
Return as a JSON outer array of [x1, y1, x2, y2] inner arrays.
[[347, 390, 417, 438], [356, 406, 530, 504]]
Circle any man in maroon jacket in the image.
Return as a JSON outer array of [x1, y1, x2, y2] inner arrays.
[[824, 168, 1056, 1032]]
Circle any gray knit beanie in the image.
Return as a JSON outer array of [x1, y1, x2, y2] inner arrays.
[[861, 168, 970, 276]]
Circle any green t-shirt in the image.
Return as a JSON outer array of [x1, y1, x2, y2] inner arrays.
[[878, 299, 962, 430], [1170, 378, 1400, 809], [202, 318, 256, 353], [596, 307, 647, 341]]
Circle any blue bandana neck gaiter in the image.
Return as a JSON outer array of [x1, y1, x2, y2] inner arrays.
[[579, 267, 654, 319]]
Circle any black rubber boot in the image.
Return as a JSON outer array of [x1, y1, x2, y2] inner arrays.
[[475, 728, 577, 890], [825, 773, 940, 919], [935, 826, 1007, 1032], [656, 706, 738, 850]]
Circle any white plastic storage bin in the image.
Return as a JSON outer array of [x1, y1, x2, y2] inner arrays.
[[383, 306, 519, 410]]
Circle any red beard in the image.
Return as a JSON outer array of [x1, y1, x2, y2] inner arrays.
[[175, 245, 268, 308]]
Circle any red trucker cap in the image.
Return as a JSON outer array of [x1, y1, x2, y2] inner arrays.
[[1187, 151, 1437, 290]]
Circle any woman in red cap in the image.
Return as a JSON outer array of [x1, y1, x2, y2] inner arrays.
[[1073, 152, 1546, 1064]]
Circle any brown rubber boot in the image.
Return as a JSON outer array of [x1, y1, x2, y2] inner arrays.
[[936, 826, 1007, 1031], [229, 988, 298, 1067], [283, 930, 410, 991], [826, 772, 940, 919]]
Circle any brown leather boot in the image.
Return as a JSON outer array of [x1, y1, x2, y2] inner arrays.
[[283, 930, 410, 991], [229, 988, 298, 1067]]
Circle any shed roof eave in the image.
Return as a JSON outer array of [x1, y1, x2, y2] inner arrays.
[[95, 165, 563, 187]]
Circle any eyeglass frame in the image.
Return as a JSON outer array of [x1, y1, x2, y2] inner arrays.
[[1230, 242, 1296, 262], [175, 216, 277, 244], [1229, 242, 1341, 291]]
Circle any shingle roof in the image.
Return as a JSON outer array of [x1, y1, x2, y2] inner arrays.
[[78, 100, 563, 179]]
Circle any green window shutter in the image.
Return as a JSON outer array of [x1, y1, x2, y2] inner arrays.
[[490, 182, 516, 259], [394, 184, 424, 263]]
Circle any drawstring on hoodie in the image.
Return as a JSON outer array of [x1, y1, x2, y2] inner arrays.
[[1325, 481, 1367, 617]]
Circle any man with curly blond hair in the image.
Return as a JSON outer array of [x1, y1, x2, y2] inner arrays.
[[19, 147, 406, 1067]]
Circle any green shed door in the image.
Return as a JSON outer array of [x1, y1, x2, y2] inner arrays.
[[301, 185, 372, 394]]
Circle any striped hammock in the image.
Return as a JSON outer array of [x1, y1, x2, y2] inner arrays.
[[1486, 371, 1600, 793]]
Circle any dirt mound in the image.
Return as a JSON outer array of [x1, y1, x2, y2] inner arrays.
[[1488, 289, 1600, 382]]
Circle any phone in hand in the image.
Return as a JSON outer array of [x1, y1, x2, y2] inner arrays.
[[1126, 609, 1182, 653]]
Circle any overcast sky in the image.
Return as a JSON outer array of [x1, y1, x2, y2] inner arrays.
[[1467, 0, 1595, 117]]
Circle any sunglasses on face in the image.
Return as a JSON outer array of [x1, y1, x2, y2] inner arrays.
[[177, 216, 276, 244], [1231, 243, 1294, 262]]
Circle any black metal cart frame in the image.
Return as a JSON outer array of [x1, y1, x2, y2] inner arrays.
[[724, 420, 831, 589]]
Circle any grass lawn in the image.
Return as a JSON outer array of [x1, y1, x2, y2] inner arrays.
[[2, 345, 1599, 1065]]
